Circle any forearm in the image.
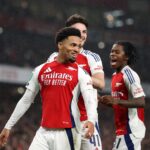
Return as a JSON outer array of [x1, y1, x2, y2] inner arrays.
[[99, 95, 145, 108], [81, 89, 98, 124], [117, 97, 145, 108], [5, 89, 37, 130]]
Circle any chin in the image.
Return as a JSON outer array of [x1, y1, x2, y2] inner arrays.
[[111, 64, 117, 69], [69, 58, 76, 63]]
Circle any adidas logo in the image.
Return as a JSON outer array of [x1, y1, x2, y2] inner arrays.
[[44, 67, 52, 73]]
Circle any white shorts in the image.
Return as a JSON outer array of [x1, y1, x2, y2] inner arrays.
[[29, 127, 81, 150], [80, 121, 102, 150], [112, 134, 143, 150]]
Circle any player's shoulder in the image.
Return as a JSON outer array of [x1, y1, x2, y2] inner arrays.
[[47, 52, 58, 62], [31, 63, 46, 76], [122, 65, 138, 76], [122, 65, 140, 84], [81, 49, 101, 61], [35, 61, 55, 72], [35, 63, 46, 71], [81, 49, 99, 57]]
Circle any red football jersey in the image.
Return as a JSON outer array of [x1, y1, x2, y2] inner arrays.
[[47, 49, 104, 121], [111, 65, 145, 138], [38, 61, 78, 128]]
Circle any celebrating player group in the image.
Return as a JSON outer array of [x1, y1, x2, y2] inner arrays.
[[0, 14, 145, 150]]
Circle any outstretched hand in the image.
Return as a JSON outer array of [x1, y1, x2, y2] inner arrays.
[[0, 128, 10, 148]]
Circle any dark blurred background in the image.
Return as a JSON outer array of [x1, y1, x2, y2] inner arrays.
[[0, 0, 150, 149]]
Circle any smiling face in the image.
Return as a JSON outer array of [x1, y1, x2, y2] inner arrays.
[[110, 44, 128, 72], [70, 23, 87, 48], [58, 35, 81, 63]]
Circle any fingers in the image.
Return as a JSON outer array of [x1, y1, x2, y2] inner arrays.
[[84, 130, 92, 139], [0, 142, 7, 148], [0, 128, 10, 148], [98, 95, 107, 103], [83, 121, 94, 139], [0, 136, 7, 148], [98, 95, 114, 106]]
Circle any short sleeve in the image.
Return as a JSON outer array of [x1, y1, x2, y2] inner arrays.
[[47, 52, 58, 62], [78, 67, 93, 92], [124, 69, 145, 98], [87, 52, 104, 75]]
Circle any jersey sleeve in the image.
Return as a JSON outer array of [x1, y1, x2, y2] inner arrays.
[[124, 69, 145, 98], [4, 89, 37, 130], [4, 64, 46, 130], [26, 64, 44, 93], [78, 67, 93, 91], [87, 52, 104, 75], [47, 52, 58, 62], [78, 67, 97, 123]]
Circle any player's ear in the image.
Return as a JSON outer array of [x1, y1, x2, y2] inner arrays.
[[58, 42, 62, 49]]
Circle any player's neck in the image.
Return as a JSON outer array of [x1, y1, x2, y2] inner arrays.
[[56, 55, 65, 63], [56, 55, 70, 64], [116, 64, 127, 73]]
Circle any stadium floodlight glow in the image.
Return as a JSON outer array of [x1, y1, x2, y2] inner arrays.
[[115, 20, 124, 27], [98, 41, 105, 49], [104, 13, 115, 28], [104, 10, 125, 18], [106, 14, 114, 22], [104, 10, 125, 28], [111, 10, 124, 17], [126, 18, 134, 25], [17, 87, 25, 94]]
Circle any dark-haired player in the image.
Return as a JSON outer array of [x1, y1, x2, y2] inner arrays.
[[0, 27, 97, 150], [99, 41, 145, 150], [48, 14, 105, 150]]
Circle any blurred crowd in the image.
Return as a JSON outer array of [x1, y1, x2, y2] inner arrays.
[[0, 0, 150, 83], [0, 29, 150, 83], [0, 94, 41, 150]]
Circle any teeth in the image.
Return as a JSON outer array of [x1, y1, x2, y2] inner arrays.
[[111, 62, 116, 65]]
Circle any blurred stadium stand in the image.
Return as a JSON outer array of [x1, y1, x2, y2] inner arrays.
[[0, 0, 150, 149]]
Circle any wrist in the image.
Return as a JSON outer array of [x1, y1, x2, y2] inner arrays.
[[114, 98, 120, 105]]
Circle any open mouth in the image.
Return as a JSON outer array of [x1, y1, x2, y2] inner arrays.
[[110, 59, 117, 65]]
